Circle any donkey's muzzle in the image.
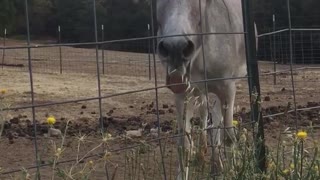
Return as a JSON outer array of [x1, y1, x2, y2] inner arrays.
[[166, 71, 188, 94]]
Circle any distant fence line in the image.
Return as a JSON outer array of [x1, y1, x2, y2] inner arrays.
[[257, 27, 320, 64], [1, 25, 319, 80], [0, 34, 166, 80]]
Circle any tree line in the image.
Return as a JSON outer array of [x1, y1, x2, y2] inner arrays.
[[1, 0, 319, 40], [0, 0, 151, 42], [0, 0, 319, 63]]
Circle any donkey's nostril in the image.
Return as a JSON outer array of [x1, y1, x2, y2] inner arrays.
[[158, 41, 169, 58], [158, 38, 194, 59], [182, 40, 195, 58]]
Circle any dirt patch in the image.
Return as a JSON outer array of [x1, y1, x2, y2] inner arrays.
[[0, 40, 320, 179]]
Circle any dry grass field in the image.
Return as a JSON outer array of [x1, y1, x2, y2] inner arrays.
[[0, 38, 320, 179]]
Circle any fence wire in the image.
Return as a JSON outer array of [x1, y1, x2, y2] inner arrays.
[[0, 0, 320, 179], [258, 29, 320, 64]]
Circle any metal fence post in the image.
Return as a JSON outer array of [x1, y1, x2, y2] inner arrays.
[[58, 25, 62, 74], [293, 31, 296, 63], [92, 0, 109, 179], [241, 0, 266, 173], [300, 32, 305, 64], [101, 24, 105, 74], [286, 0, 299, 131], [1, 28, 6, 69], [273, 15, 277, 85], [147, 24, 151, 80], [24, 0, 41, 179], [310, 31, 314, 64]]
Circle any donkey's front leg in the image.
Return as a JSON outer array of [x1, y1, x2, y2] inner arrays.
[[217, 81, 237, 169], [219, 81, 237, 146], [175, 93, 194, 180]]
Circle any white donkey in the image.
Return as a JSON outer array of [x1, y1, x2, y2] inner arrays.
[[156, 0, 253, 179]]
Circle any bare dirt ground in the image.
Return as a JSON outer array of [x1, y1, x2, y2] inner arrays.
[[0, 38, 320, 179]]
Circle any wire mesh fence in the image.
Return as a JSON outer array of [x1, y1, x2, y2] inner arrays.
[[258, 29, 320, 64], [0, 38, 165, 80], [0, 0, 320, 179]]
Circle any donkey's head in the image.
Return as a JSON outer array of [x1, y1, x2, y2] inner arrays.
[[156, 0, 206, 94]]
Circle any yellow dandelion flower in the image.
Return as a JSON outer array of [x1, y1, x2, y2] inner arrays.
[[296, 130, 307, 140], [232, 120, 239, 127], [283, 169, 290, 175], [0, 89, 7, 95], [290, 163, 295, 169], [47, 116, 56, 125]]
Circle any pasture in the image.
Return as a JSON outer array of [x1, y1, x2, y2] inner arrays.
[[0, 38, 320, 179]]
